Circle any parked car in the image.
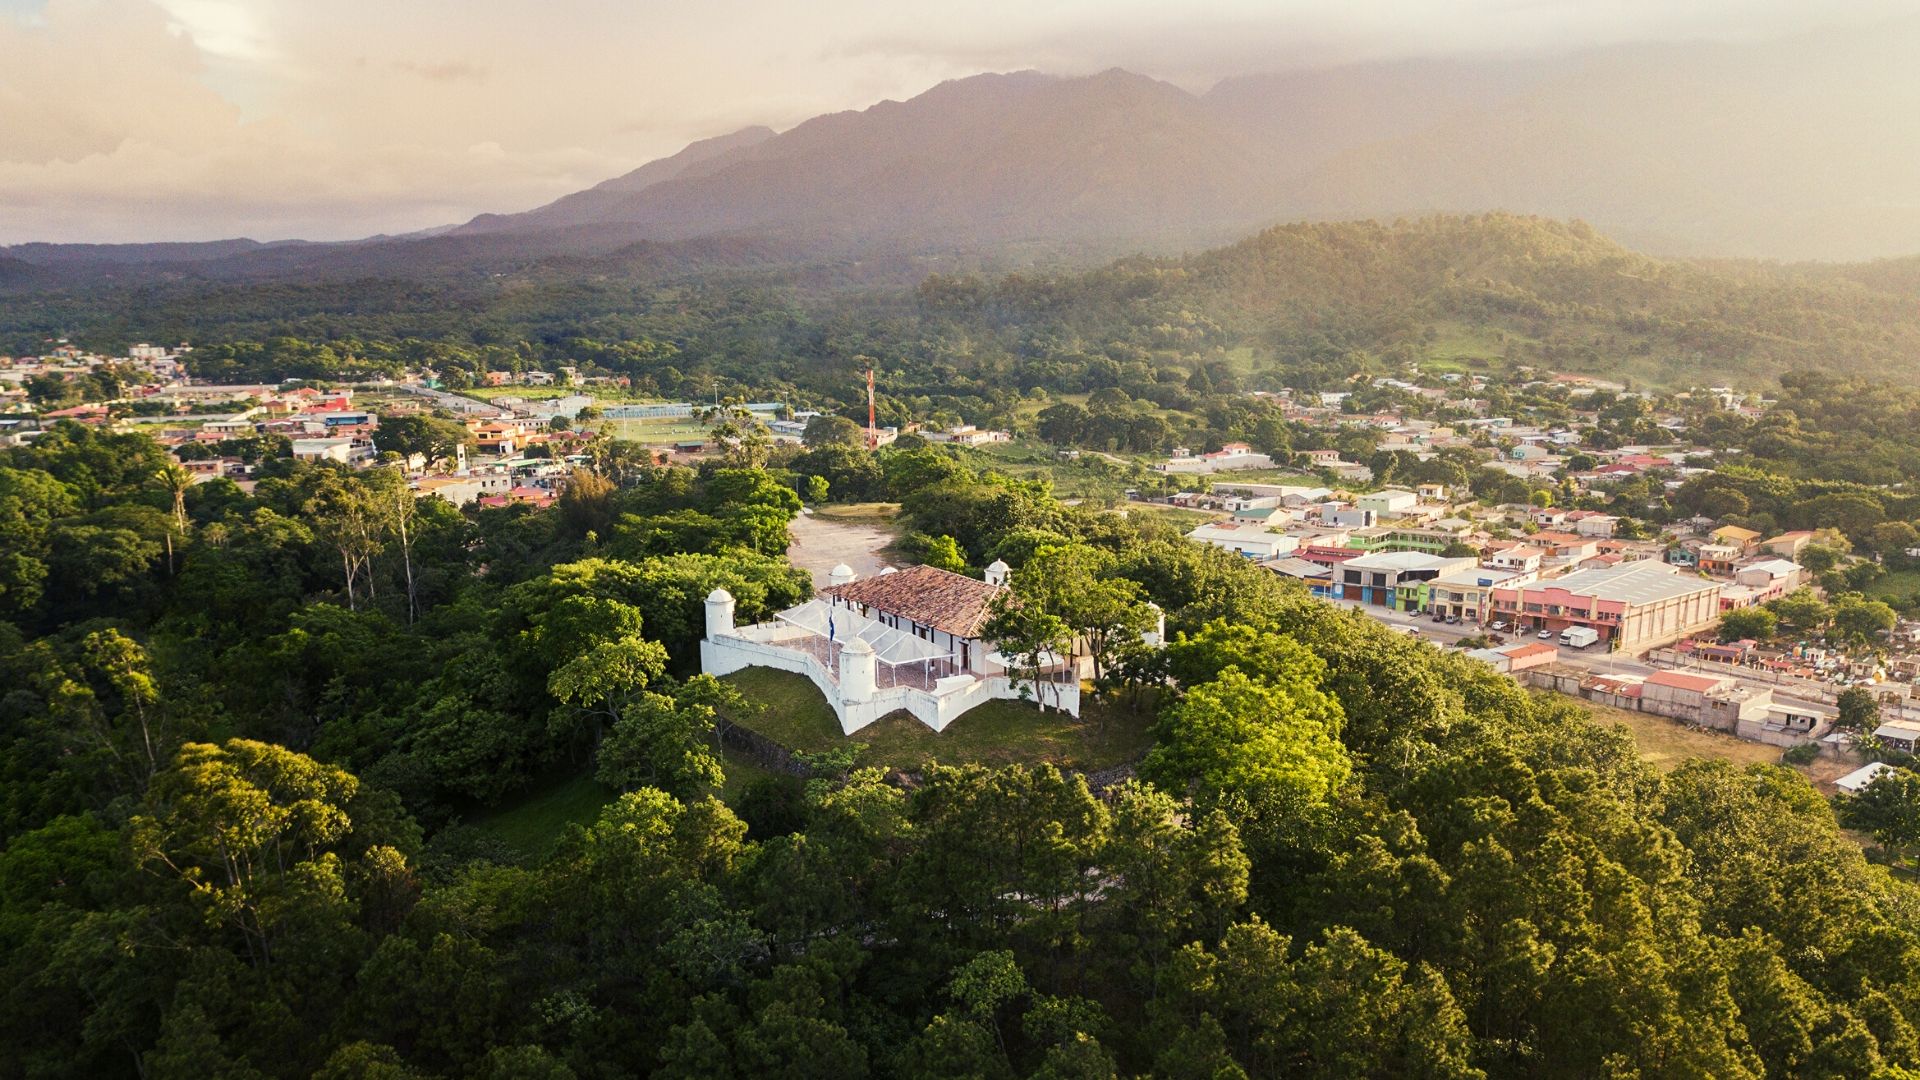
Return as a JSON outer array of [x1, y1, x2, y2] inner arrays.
[[1432, 612, 1448, 622], [1447, 614, 1463, 625], [1538, 629, 1556, 640], [1490, 621, 1509, 632]]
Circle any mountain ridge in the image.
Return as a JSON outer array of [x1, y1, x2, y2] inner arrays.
[[11, 25, 1920, 279]]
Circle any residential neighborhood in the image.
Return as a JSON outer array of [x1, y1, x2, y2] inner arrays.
[[1136, 367, 1920, 762]]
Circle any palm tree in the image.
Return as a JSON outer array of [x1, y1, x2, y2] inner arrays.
[[155, 461, 193, 532], [154, 461, 194, 574]]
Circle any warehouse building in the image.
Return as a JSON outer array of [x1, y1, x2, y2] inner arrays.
[[1488, 560, 1720, 654]]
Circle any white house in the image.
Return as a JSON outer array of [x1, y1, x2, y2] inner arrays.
[[1322, 507, 1377, 529], [1835, 761, 1899, 794], [291, 437, 357, 464], [1186, 523, 1299, 560], [1488, 545, 1545, 574], [1156, 442, 1275, 475], [700, 562, 1113, 734], [923, 424, 1011, 446], [1357, 489, 1417, 515], [1570, 512, 1621, 538], [1734, 559, 1804, 590]]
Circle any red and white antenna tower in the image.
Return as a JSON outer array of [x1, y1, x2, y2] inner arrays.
[[865, 365, 878, 450]]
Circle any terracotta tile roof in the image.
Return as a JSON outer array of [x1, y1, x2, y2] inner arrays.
[[822, 564, 1004, 639]]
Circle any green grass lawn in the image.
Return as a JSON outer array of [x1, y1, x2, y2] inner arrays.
[[1123, 505, 1218, 528], [601, 418, 714, 444], [716, 748, 784, 803], [720, 667, 1155, 773], [810, 502, 902, 526], [462, 385, 575, 402], [464, 385, 666, 404], [469, 773, 617, 859], [970, 440, 1150, 502], [1866, 569, 1920, 604], [1201, 468, 1323, 485], [469, 746, 786, 859]]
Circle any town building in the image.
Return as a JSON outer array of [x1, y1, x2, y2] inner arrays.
[[923, 424, 1011, 446], [1228, 506, 1284, 526], [1527, 531, 1602, 561], [1156, 442, 1276, 474], [291, 437, 359, 464], [1489, 560, 1722, 654], [1370, 525, 1474, 555], [1836, 762, 1899, 793], [1523, 666, 1825, 746], [1258, 557, 1334, 596], [1322, 507, 1377, 529], [1873, 719, 1920, 755], [414, 474, 514, 506], [1332, 552, 1478, 609], [1466, 641, 1559, 673], [1696, 543, 1742, 576], [1734, 558, 1804, 594], [1356, 489, 1418, 516], [1488, 546, 1545, 573], [1567, 511, 1621, 538], [1429, 566, 1534, 622], [1186, 523, 1298, 560], [1761, 531, 1816, 559], [478, 485, 558, 510], [1638, 670, 1771, 729]]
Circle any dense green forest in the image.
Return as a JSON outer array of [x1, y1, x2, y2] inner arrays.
[[6, 422, 1920, 1078], [11, 215, 1920, 400]]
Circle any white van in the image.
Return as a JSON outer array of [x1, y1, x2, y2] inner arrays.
[[1559, 626, 1600, 649]]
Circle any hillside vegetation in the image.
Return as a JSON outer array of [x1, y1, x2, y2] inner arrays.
[[8, 425, 1920, 1077], [921, 214, 1920, 386], [11, 215, 1920, 392]]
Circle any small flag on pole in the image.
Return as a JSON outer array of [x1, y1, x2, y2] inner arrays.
[[828, 613, 836, 642]]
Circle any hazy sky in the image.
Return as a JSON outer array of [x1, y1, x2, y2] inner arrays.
[[0, 0, 1909, 243]]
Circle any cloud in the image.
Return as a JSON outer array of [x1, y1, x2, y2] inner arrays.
[[0, 0, 645, 241], [392, 58, 488, 83], [4, 0, 1917, 242], [827, 0, 1920, 86]]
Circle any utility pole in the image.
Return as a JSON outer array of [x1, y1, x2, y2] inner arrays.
[[866, 365, 878, 450]]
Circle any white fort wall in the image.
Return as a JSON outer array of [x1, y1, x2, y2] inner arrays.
[[700, 587, 1080, 735]]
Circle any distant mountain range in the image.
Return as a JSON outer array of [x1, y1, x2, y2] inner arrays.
[[9, 22, 1920, 283]]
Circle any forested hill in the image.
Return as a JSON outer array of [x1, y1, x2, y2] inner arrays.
[[8, 425, 1920, 1077], [920, 214, 1920, 387], [11, 214, 1920, 391]]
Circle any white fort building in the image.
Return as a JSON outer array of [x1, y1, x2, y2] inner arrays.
[[700, 561, 1123, 734]]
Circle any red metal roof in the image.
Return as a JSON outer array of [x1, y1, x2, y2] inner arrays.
[[1644, 670, 1725, 693], [1504, 642, 1559, 659]]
